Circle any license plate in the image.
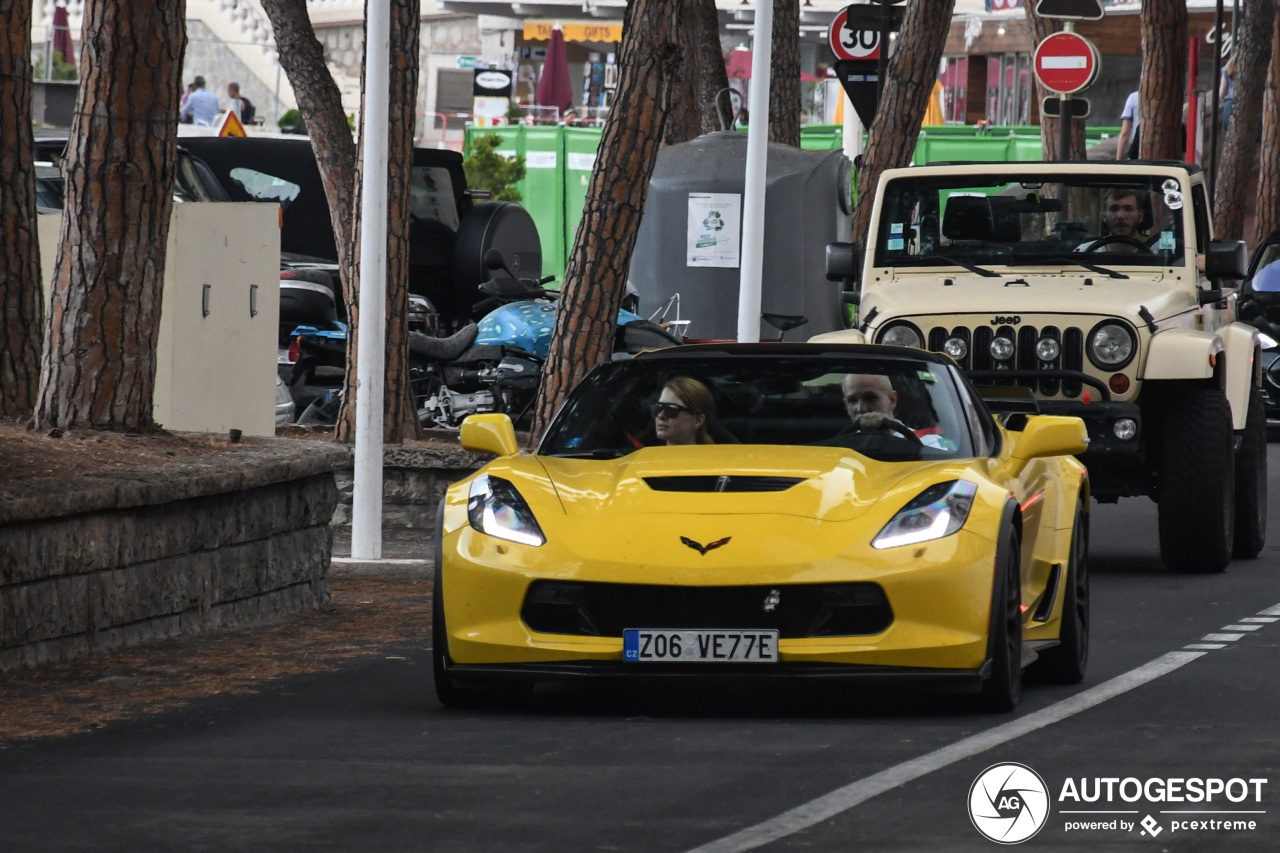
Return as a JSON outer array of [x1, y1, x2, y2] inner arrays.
[[623, 629, 779, 663]]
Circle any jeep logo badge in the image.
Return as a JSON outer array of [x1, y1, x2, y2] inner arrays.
[[990, 316, 1021, 326]]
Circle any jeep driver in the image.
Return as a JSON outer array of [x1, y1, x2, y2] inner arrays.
[[819, 161, 1266, 573]]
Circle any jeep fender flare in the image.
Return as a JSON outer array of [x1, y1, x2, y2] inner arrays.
[[1221, 321, 1262, 430], [1143, 328, 1222, 384]]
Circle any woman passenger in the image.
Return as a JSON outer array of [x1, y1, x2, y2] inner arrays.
[[652, 376, 717, 445]]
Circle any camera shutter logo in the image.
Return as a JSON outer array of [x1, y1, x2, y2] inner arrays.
[[968, 763, 1051, 844]]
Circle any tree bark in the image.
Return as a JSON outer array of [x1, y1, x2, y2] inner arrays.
[[1023, 6, 1087, 162], [259, 0, 359, 297], [768, 0, 801, 147], [0, 0, 43, 418], [530, 0, 683, 442], [665, 0, 731, 144], [34, 0, 186, 431], [1214, 0, 1276, 241], [1139, 0, 1187, 160], [693, 0, 731, 133], [1254, 13, 1280, 245], [852, 0, 955, 241], [336, 0, 423, 444]]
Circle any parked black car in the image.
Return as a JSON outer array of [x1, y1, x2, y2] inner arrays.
[[1239, 230, 1280, 431]]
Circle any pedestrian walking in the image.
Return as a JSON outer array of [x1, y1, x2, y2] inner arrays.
[[1116, 90, 1140, 160]]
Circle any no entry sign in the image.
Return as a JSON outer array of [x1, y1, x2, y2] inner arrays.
[[1033, 31, 1100, 95]]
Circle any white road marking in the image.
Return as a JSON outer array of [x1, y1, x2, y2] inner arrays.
[[1222, 624, 1263, 631], [1259, 604, 1280, 617], [683, 651, 1205, 853], [1241, 617, 1279, 623], [1202, 633, 1246, 642], [1184, 643, 1227, 650]]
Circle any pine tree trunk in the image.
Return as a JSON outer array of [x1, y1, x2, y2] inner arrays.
[[1214, 0, 1276, 241], [1023, 7, 1087, 162], [1253, 13, 1280, 245], [260, 0, 359, 297], [530, 0, 683, 441], [666, 0, 731, 144], [852, 0, 955, 241], [0, 0, 43, 418], [768, 0, 801, 147], [1139, 0, 1187, 160], [665, 1, 701, 145], [34, 0, 186, 431], [694, 0, 730, 134], [336, 0, 423, 444]]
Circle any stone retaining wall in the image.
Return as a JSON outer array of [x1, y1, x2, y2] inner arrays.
[[330, 439, 490, 533], [0, 442, 349, 672]]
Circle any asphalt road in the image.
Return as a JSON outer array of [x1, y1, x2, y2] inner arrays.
[[3, 448, 1279, 852]]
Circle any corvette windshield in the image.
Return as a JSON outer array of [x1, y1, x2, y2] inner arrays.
[[539, 355, 976, 462], [875, 173, 1187, 269]]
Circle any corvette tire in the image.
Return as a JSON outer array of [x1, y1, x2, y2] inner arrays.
[[1033, 502, 1089, 684], [981, 526, 1023, 712], [1233, 387, 1267, 559], [432, 564, 465, 708], [1158, 388, 1235, 573]]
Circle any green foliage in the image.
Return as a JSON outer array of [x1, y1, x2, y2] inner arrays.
[[278, 109, 306, 134], [33, 50, 77, 81], [463, 132, 525, 202]]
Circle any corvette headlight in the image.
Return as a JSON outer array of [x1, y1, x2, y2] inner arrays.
[[1087, 322, 1136, 368], [872, 480, 978, 550], [467, 474, 545, 546]]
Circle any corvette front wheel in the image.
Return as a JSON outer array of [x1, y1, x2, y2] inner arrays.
[[981, 527, 1023, 712]]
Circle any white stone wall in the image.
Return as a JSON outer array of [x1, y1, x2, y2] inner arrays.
[[183, 19, 292, 127]]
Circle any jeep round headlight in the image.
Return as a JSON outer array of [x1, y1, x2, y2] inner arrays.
[[1035, 337, 1060, 362], [943, 336, 968, 360], [880, 323, 923, 350], [990, 336, 1015, 361], [1087, 322, 1136, 369]]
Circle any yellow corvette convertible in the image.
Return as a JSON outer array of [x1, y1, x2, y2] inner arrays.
[[433, 344, 1090, 711]]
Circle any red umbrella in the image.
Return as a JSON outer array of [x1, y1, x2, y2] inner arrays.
[[725, 50, 820, 82], [536, 27, 573, 116], [52, 3, 75, 68]]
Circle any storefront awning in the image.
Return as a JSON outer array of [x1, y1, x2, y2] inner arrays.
[[522, 21, 622, 43]]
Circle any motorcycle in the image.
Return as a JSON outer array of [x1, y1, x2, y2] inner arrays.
[[286, 249, 681, 428]]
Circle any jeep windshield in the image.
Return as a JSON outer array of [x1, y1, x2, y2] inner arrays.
[[875, 173, 1186, 269]]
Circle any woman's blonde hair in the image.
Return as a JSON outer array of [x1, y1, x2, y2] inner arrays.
[[663, 376, 717, 444]]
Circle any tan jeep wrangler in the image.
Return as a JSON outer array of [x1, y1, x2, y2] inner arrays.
[[819, 161, 1266, 573]]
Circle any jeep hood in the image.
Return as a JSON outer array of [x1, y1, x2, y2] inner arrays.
[[867, 272, 1194, 326]]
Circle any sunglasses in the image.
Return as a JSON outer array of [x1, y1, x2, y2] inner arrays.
[[651, 402, 698, 419]]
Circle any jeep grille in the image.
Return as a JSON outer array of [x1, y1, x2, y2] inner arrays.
[[928, 323, 1087, 398]]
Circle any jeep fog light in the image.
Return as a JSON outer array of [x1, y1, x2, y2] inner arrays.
[[990, 336, 1015, 361], [1035, 337, 1060, 361], [1113, 418, 1138, 441], [943, 337, 968, 359]]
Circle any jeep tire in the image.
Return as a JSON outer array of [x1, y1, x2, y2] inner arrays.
[[1157, 388, 1235, 573], [1233, 387, 1268, 558]]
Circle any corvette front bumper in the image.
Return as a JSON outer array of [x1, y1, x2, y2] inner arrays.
[[439, 524, 1004, 672]]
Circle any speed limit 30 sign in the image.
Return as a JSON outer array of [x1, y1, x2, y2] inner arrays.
[[829, 7, 881, 61]]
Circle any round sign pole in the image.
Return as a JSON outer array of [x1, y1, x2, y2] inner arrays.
[[1059, 22, 1075, 162]]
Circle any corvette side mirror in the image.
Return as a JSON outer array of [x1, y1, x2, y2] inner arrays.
[[1012, 416, 1089, 462], [461, 413, 520, 456]]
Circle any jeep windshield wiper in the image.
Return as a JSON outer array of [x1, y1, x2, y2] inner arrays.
[[929, 255, 1000, 278], [1039, 255, 1130, 280]]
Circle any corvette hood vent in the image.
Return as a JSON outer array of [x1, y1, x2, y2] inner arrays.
[[643, 475, 804, 493]]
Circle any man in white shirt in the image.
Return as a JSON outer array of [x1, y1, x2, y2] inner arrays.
[[180, 76, 220, 126], [1116, 91, 1140, 160]]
